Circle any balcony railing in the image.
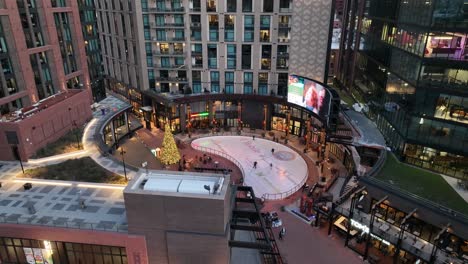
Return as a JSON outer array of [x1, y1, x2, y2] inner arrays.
[[191, 50, 202, 56], [151, 22, 185, 28], [278, 22, 290, 28], [190, 22, 201, 28], [277, 52, 289, 58], [143, 6, 185, 13], [154, 64, 186, 69], [155, 77, 188, 82], [279, 7, 292, 13], [167, 36, 186, 41], [152, 50, 186, 56]]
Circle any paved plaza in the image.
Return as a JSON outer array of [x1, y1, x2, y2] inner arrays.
[[0, 179, 126, 232]]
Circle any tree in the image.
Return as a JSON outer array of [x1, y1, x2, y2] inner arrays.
[[159, 123, 181, 165]]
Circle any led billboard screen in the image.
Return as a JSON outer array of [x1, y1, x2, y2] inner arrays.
[[287, 75, 330, 118]]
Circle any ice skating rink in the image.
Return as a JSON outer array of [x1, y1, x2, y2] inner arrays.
[[191, 136, 308, 199]]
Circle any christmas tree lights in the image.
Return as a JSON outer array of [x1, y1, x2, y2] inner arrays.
[[159, 123, 181, 165]]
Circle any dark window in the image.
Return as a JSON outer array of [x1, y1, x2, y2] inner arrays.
[[263, 0, 273, 12], [242, 0, 252, 12], [226, 0, 236, 12], [242, 45, 251, 69], [5, 131, 18, 145]]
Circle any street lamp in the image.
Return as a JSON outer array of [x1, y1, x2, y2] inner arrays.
[[72, 121, 81, 149], [12, 145, 24, 174], [68, 107, 81, 149], [119, 147, 128, 182]]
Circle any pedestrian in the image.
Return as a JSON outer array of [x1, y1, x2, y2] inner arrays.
[[80, 200, 86, 209], [280, 227, 286, 239], [271, 148, 275, 154], [278, 230, 283, 240], [270, 163, 273, 169], [253, 161, 257, 169], [253, 135, 255, 140]]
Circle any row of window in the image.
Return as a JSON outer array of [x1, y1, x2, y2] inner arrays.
[[188, 0, 292, 13]]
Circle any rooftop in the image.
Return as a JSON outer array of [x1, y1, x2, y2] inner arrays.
[[0, 90, 85, 123], [0, 179, 127, 232], [375, 153, 468, 215], [126, 170, 229, 198]]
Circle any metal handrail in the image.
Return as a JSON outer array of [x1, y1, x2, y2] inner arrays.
[[189, 133, 307, 200], [190, 144, 246, 184], [0, 216, 128, 233]]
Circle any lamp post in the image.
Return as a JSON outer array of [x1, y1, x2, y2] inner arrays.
[[69, 107, 81, 149], [13, 145, 24, 174], [186, 104, 192, 138], [72, 121, 81, 149], [280, 105, 290, 140], [119, 147, 128, 181]]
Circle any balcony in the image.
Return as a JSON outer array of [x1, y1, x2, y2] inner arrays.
[[143, 6, 185, 13], [276, 64, 289, 70], [167, 36, 186, 42], [153, 64, 187, 69], [191, 50, 203, 56], [152, 50, 186, 56], [190, 22, 201, 28], [278, 22, 290, 28], [277, 52, 289, 58], [279, 8, 292, 13], [278, 38, 290, 43], [192, 63, 203, 68], [190, 7, 201, 12], [155, 76, 188, 82], [151, 22, 185, 28]]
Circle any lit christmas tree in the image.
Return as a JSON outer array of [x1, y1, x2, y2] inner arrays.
[[159, 123, 181, 165]]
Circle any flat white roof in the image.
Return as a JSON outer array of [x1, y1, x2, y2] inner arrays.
[[141, 172, 224, 195]]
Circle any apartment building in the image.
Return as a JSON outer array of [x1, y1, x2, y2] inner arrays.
[[97, 0, 335, 134], [0, 0, 92, 161], [337, 0, 468, 179]]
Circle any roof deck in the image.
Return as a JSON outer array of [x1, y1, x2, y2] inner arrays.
[[0, 90, 84, 123], [0, 179, 127, 232], [127, 170, 229, 198]]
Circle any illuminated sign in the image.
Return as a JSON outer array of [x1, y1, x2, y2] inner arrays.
[[350, 219, 390, 245], [191, 112, 209, 118]]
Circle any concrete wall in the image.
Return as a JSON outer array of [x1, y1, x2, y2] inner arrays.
[[0, 224, 148, 264], [125, 190, 231, 264], [0, 90, 92, 161], [289, 0, 334, 82]]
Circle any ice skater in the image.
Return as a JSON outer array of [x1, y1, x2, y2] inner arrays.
[[252, 135, 255, 140], [270, 163, 273, 169], [271, 148, 275, 155], [253, 161, 258, 169]]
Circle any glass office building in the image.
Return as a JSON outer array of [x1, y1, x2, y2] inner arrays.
[[350, 0, 467, 179]]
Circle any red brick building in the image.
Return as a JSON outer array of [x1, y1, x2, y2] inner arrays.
[[0, 0, 92, 160]]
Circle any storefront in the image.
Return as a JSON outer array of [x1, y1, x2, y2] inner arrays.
[[128, 89, 143, 117], [403, 143, 468, 179], [0, 236, 127, 264]]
